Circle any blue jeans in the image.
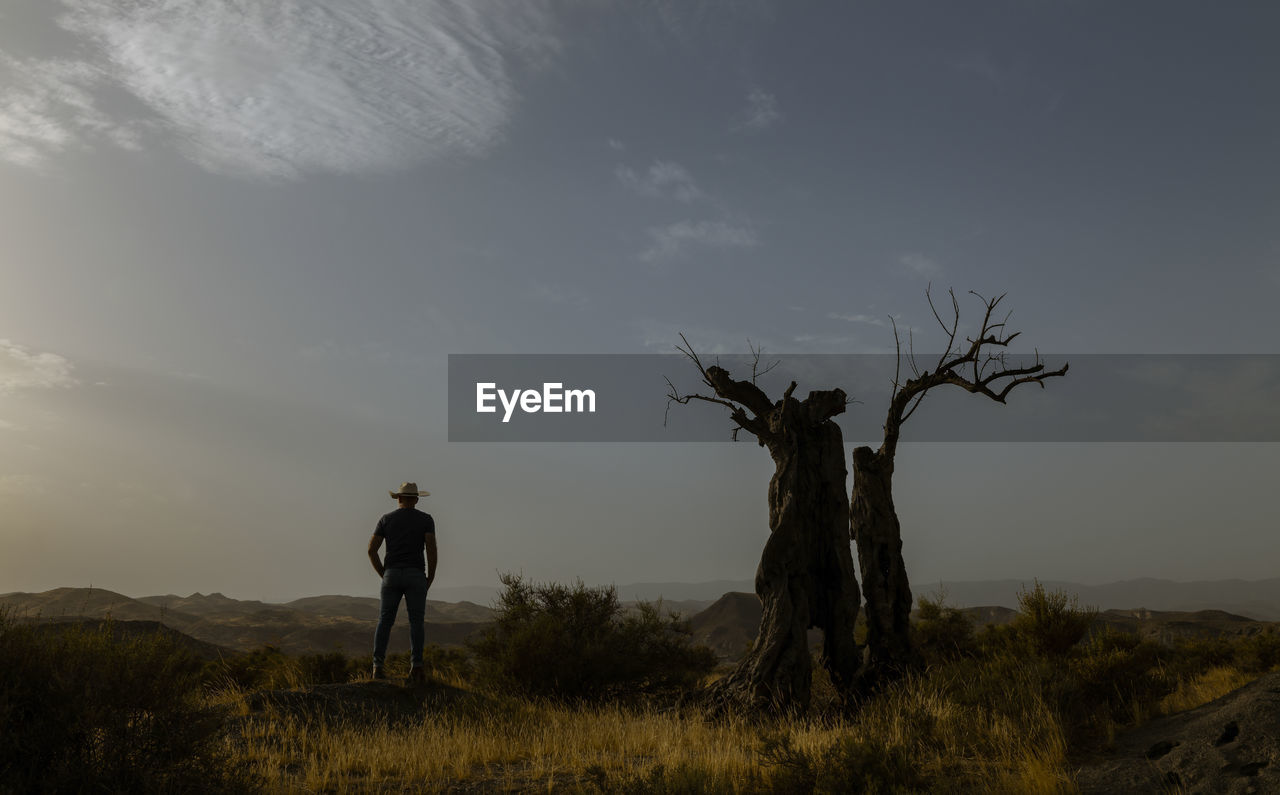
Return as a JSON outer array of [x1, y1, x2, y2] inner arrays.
[[372, 568, 428, 668]]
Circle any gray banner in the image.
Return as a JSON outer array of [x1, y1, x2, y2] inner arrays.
[[447, 354, 1280, 442]]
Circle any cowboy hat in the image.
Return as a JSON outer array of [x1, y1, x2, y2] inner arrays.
[[389, 482, 430, 499]]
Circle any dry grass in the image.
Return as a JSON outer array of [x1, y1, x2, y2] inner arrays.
[[853, 669, 1073, 793], [1158, 666, 1257, 716], [226, 694, 773, 791], [216, 664, 1077, 793]]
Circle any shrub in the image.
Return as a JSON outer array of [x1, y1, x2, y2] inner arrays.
[[1067, 630, 1175, 730], [208, 645, 301, 690], [913, 595, 976, 663], [470, 574, 717, 700], [207, 647, 373, 691], [0, 612, 256, 793], [759, 729, 923, 794], [1013, 580, 1097, 657]]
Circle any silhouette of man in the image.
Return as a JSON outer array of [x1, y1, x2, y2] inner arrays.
[[367, 482, 438, 681]]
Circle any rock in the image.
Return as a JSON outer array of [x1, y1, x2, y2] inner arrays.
[[1076, 671, 1280, 794]]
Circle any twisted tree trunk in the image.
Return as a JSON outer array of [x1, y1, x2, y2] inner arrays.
[[850, 445, 913, 685], [709, 395, 861, 712]]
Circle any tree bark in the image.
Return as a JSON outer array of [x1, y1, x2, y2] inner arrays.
[[709, 396, 861, 712], [850, 445, 914, 685]]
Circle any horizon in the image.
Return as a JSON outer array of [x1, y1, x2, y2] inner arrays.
[[15, 572, 1280, 608], [3, 2, 1279, 601]]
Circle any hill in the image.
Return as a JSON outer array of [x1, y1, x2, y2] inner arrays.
[[0, 587, 489, 656], [27, 618, 239, 661], [1095, 608, 1267, 644], [688, 592, 762, 660], [930, 578, 1280, 620], [285, 595, 495, 623]]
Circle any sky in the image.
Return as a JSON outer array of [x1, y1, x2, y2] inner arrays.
[[1, 1, 1278, 602]]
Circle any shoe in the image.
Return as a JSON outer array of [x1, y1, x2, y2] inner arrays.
[[408, 667, 426, 683], [372, 667, 386, 680]]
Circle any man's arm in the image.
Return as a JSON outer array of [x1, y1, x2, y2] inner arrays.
[[425, 533, 438, 589], [368, 534, 385, 577]]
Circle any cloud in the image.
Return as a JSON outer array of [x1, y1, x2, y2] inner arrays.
[[899, 253, 942, 278], [735, 89, 781, 131], [0, 339, 76, 396], [0, 54, 148, 168], [640, 220, 758, 262], [616, 160, 702, 202], [607, 138, 626, 151], [0, 0, 560, 178], [827, 312, 887, 327]]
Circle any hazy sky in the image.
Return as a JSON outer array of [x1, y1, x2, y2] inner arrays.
[[2, 1, 1278, 601]]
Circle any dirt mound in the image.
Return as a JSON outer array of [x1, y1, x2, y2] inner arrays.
[[247, 678, 478, 725], [1075, 670, 1280, 793]]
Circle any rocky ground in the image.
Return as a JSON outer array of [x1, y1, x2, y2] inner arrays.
[[1075, 670, 1280, 794]]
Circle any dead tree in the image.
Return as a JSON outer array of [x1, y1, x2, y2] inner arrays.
[[667, 338, 861, 712], [853, 289, 1068, 685]]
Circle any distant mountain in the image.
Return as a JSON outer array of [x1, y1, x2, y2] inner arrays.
[[613, 580, 755, 602], [926, 578, 1280, 620], [431, 580, 757, 606], [137, 592, 277, 616], [286, 595, 494, 623], [0, 587, 491, 656], [11, 575, 1280, 660], [1, 587, 201, 625]]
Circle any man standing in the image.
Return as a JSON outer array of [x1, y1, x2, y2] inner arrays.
[[368, 481, 438, 681]]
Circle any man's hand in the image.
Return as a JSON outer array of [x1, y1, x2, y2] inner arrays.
[[368, 534, 385, 577], [425, 534, 438, 594]]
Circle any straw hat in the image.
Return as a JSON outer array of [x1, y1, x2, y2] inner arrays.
[[389, 482, 430, 499]]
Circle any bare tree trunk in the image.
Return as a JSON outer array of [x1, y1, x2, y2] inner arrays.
[[710, 413, 861, 712], [850, 445, 913, 685]]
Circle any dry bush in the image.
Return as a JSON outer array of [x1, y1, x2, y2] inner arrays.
[[0, 611, 257, 793], [470, 573, 717, 701], [1014, 580, 1097, 657]]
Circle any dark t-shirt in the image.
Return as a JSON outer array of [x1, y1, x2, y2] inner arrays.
[[374, 508, 435, 571]]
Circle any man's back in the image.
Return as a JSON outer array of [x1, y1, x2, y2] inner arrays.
[[375, 507, 435, 570]]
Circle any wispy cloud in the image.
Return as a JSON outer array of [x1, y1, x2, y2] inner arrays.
[[827, 312, 887, 327], [640, 220, 758, 262], [899, 252, 942, 278], [735, 89, 781, 131], [0, 339, 76, 395], [607, 138, 626, 151], [0, 54, 146, 169], [615, 160, 703, 202], [0, 0, 561, 178]]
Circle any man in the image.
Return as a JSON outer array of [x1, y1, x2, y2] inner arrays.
[[367, 481, 438, 681]]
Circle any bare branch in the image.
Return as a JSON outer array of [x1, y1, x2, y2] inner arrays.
[[747, 339, 781, 384], [879, 289, 1069, 454]]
